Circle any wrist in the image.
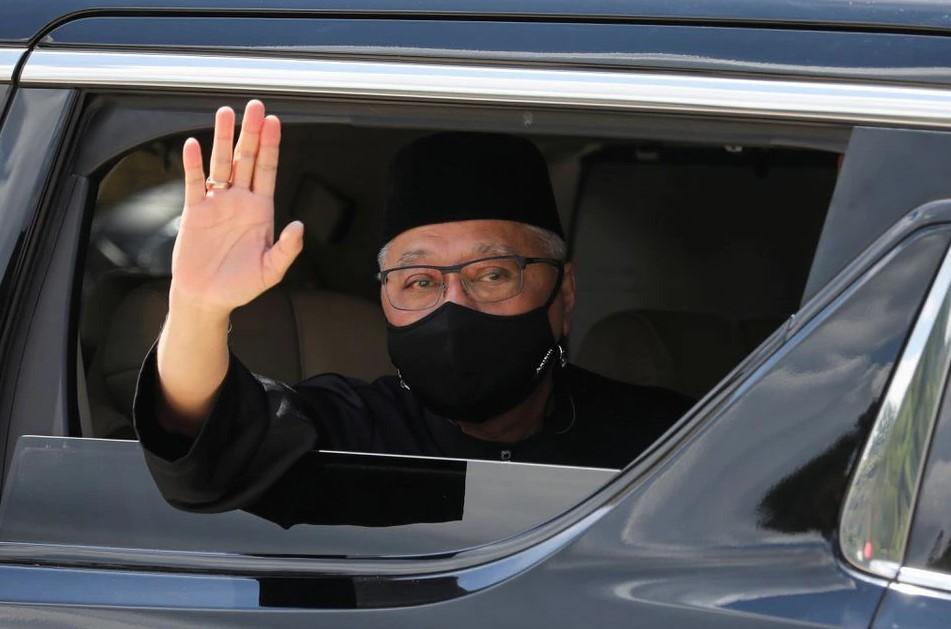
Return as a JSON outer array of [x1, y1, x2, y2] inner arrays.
[[167, 286, 233, 328]]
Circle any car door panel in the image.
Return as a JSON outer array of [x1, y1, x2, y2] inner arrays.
[[873, 583, 951, 629], [0, 224, 944, 626]]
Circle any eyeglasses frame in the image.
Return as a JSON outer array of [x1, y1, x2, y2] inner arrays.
[[377, 254, 565, 311]]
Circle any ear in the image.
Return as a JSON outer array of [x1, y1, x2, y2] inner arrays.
[[560, 262, 576, 338]]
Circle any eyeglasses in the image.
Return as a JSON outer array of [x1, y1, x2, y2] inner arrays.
[[378, 255, 564, 311]]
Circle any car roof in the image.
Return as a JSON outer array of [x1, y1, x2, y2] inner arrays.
[[2, 0, 951, 44]]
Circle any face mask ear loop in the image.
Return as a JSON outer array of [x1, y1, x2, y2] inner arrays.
[[397, 369, 412, 391], [535, 340, 569, 376], [531, 265, 568, 377]]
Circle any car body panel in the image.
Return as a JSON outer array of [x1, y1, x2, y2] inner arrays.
[[873, 583, 951, 629], [37, 17, 951, 87], [4, 0, 951, 44], [804, 127, 951, 303]]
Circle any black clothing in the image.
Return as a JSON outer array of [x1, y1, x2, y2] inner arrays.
[[133, 345, 692, 514]]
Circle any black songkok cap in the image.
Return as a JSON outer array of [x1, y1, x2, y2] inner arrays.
[[381, 132, 562, 247]]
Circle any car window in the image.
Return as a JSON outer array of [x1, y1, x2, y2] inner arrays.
[[79, 108, 838, 440], [840, 239, 951, 579], [902, 342, 951, 582]]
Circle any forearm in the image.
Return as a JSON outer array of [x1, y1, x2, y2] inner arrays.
[[137, 340, 323, 513], [156, 287, 231, 437]]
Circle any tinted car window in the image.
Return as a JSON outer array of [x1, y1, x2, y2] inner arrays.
[[904, 363, 951, 575]]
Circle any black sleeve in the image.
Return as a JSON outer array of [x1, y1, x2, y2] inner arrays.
[[243, 452, 466, 528], [132, 343, 374, 513]]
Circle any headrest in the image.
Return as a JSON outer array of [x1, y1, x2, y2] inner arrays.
[[576, 309, 746, 398]]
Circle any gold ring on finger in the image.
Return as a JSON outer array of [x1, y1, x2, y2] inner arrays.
[[205, 177, 231, 191]]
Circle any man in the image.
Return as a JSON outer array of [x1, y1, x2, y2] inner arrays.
[[134, 100, 691, 513]]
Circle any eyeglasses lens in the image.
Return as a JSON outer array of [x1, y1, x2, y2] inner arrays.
[[385, 256, 525, 310]]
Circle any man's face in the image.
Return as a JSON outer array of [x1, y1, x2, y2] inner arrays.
[[381, 219, 576, 339]]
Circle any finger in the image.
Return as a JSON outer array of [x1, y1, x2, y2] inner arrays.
[[262, 221, 304, 287], [208, 106, 235, 185], [252, 115, 281, 198], [182, 137, 206, 207], [231, 100, 265, 189]]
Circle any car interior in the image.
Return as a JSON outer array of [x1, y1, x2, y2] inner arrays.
[[76, 121, 839, 449]]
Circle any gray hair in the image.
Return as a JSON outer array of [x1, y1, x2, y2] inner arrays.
[[377, 224, 566, 270]]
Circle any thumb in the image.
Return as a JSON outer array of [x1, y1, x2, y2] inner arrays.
[[262, 220, 304, 288]]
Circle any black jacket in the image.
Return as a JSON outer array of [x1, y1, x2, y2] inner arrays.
[[133, 345, 692, 514]]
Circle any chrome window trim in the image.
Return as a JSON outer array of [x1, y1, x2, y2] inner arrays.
[[19, 49, 951, 129], [899, 566, 951, 593], [891, 581, 951, 602], [0, 47, 26, 82], [839, 243, 951, 580]]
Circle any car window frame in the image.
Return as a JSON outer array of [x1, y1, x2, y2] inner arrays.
[[0, 47, 25, 124], [5, 46, 951, 583]]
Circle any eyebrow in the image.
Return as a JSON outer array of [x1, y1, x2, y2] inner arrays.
[[394, 249, 432, 266], [393, 243, 517, 267], [473, 243, 518, 257]]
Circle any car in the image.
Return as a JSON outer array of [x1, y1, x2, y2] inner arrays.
[[2, 1, 951, 626]]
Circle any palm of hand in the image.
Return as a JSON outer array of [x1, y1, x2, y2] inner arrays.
[[170, 100, 302, 313], [173, 189, 277, 309]]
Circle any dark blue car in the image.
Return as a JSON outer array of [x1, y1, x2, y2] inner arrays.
[[2, 1, 951, 626]]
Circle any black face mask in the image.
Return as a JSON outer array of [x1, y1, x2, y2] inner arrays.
[[386, 300, 564, 423]]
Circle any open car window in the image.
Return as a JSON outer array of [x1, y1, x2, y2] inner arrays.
[[78, 101, 839, 445]]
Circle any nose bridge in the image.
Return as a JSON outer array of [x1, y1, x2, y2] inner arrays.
[[442, 269, 476, 306]]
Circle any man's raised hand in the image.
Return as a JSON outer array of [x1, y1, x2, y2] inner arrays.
[[171, 99, 303, 316]]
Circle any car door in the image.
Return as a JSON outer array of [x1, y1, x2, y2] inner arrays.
[[1, 174, 949, 628], [3, 10, 951, 628]]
